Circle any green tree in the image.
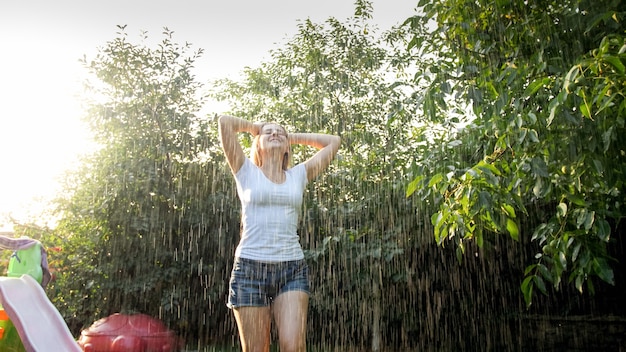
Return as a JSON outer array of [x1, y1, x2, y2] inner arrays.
[[48, 27, 236, 342], [404, 0, 626, 305]]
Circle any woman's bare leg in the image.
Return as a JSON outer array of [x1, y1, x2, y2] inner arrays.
[[273, 291, 309, 352], [233, 306, 271, 352]]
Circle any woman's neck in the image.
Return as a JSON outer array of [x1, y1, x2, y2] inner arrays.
[[260, 162, 285, 183], [259, 151, 285, 182]]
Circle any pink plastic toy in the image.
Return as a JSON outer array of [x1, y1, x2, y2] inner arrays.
[[78, 313, 180, 352]]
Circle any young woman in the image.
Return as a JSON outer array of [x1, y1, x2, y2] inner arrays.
[[218, 114, 340, 352]]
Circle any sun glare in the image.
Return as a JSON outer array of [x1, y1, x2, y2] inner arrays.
[[0, 41, 90, 231]]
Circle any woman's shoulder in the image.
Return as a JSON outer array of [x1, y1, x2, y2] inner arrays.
[[235, 158, 256, 177], [287, 162, 306, 172], [287, 163, 307, 183]]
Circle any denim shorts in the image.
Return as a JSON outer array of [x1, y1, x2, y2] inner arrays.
[[227, 257, 310, 308]]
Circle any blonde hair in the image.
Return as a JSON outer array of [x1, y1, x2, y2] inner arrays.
[[251, 123, 292, 170]]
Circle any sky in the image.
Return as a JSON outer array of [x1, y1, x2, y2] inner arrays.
[[0, 0, 416, 230]]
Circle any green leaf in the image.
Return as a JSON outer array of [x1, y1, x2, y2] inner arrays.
[[532, 177, 543, 198], [517, 129, 527, 144], [565, 194, 587, 206], [415, 1, 430, 11], [563, 65, 581, 93], [604, 56, 625, 74], [558, 251, 568, 271], [475, 227, 484, 248], [532, 223, 550, 244], [583, 210, 595, 231], [521, 275, 534, 307], [428, 173, 444, 188], [593, 258, 615, 285], [431, 211, 441, 226], [406, 175, 423, 197], [524, 264, 537, 276], [478, 191, 492, 209], [556, 203, 567, 218], [432, 211, 446, 244], [596, 92, 617, 115], [533, 275, 547, 295], [537, 263, 553, 284], [476, 160, 501, 176], [523, 77, 550, 97], [407, 36, 421, 51], [587, 279, 596, 295], [574, 272, 584, 293], [456, 242, 464, 263], [595, 219, 611, 242], [530, 158, 549, 178], [571, 242, 582, 262], [548, 99, 558, 127], [506, 217, 519, 241], [602, 126, 614, 153], [579, 102, 591, 118], [502, 204, 516, 218], [548, 91, 567, 126]]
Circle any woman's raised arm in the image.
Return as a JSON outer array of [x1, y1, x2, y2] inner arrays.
[[218, 115, 260, 174], [289, 132, 341, 181]]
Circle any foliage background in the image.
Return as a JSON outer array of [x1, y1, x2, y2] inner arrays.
[[4, 0, 624, 350]]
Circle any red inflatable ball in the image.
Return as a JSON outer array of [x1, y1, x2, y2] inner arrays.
[[78, 313, 180, 352]]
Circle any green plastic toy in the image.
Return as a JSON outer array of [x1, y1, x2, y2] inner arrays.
[[0, 243, 43, 351], [7, 244, 43, 284], [0, 308, 26, 352]]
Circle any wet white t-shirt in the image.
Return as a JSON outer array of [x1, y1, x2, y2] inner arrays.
[[234, 158, 308, 261]]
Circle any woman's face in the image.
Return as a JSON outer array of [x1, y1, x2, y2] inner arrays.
[[252, 123, 291, 169], [259, 123, 288, 152]]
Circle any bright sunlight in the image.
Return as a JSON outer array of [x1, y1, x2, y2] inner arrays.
[[0, 36, 89, 230]]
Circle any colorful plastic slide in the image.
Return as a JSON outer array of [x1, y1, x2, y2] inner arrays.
[[0, 274, 81, 352]]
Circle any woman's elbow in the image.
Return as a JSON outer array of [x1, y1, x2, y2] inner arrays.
[[333, 135, 341, 147], [217, 115, 234, 132]]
